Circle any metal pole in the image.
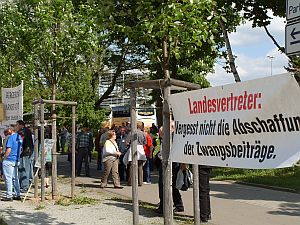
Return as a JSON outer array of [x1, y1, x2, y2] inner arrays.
[[271, 58, 273, 76], [71, 106, 76, 198], [34, 103, 39, 198], [130, 88, 139, 225], [40, 103, 45, 202], [267, 55, 274, 76], [193, 165, 200, 225]]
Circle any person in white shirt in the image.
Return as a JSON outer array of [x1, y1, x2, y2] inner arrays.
[[100, 130, 122, 189]]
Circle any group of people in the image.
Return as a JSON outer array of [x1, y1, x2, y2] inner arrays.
[[0, 120, 34, 201], [92, 122, 212, 223], [92, 123, 156, 189], [0, 120, 212, 223]]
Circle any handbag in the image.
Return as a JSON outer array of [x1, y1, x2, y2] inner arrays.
[[176, 168, 193, 191]]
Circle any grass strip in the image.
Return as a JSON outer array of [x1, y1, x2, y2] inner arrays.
[[212, 166, 300, 192]]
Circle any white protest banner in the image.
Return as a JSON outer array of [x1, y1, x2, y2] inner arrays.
[[169, 74, 300, 169], [1, 81, 23, 125], [35, 139, 55, 168]]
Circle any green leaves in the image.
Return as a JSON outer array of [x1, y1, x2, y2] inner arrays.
[[0, 0, 106, 129]]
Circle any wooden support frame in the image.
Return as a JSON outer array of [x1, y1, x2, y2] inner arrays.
[[126, 78, 201, 90], [32, 99, 77, 201], [128, 77, 201, 225]]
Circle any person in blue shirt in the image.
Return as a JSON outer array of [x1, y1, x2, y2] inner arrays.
[[1, 127, 22, 201]]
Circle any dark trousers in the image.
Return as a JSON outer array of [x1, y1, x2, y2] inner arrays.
[[118, 154, 128, 181], [127, 161, 143, 186], [97, 149, 102, 170], [76, 147, 89, 176], [199, 166, 212, 220], [158, 163, 184, 210]]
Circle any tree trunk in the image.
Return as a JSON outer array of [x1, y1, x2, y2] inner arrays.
[[162, 36, 173, 225], [219, 19, 241, 83], [95, 71, 119, 110]]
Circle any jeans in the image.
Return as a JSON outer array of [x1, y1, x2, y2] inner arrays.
[[3, 160, 20, 198], [29, 153, 34, 184], [19, 155, 31, 192], [143, 157, 151, 183]]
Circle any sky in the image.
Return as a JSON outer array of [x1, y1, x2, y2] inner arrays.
[[207, 15, 289, 87]]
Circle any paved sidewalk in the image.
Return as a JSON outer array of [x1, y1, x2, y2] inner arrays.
[[104, 176, 300, 225], [74, 156, 300, 225], [1, 155, 300, 225], [0, 156, 165, 225]]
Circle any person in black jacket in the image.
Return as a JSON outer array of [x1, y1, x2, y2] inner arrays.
[[16, 120, 34, 193]]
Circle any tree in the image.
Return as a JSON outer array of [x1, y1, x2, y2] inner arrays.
[[0, 0, 107, 128], [225, 1, 300, 83]]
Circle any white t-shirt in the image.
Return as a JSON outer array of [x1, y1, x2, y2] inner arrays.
[[102, 140, 119, 162]]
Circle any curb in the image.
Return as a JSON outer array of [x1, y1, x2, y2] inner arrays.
[[212, 179, 299, 194]]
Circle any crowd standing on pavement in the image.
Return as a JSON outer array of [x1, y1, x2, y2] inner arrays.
[[0, 119, 212, 223]]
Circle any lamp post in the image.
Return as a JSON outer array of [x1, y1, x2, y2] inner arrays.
[[267, 55, 275, 76]]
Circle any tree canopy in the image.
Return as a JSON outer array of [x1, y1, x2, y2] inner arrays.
[[0, 0, 291, 128]]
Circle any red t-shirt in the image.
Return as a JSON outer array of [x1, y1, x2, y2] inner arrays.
[[143, 133, 153, 158]]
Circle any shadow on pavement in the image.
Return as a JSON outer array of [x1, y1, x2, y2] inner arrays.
[[104, 197, 194, 223], [268, 202, 300, 217], [1, 208, 75, 225]]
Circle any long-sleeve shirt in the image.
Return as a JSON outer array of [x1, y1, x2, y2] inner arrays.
[[76, 131, 93, 151], [136, 129, 146, 146]]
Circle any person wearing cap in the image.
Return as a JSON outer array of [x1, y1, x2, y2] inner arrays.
[[1, 126, 22, 201]]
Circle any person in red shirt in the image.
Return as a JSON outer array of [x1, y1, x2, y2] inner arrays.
[[143, 127, 153, 184]]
